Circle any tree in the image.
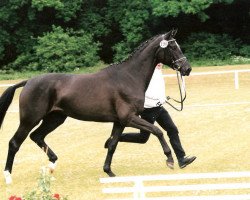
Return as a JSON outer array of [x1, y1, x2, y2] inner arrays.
[[150, 0, 234, 21], [10, 26, 100, 72], [0, 0, 248, 71], [106, 0, 151, 61]]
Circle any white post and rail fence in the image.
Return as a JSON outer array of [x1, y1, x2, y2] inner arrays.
[[163, 69, 250, 90], [100, 171, 250, 200]]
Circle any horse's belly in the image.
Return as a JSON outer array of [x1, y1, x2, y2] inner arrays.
[[55, 83, 119, 122], [57, 102, 117, 122], [68, 112, 117, 122]]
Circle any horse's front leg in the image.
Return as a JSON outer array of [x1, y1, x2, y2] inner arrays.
[[127, 115, 174, 169], [103, 122, 125, 177]]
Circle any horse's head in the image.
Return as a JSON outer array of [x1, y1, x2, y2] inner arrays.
[[157, 29, 191, 76]]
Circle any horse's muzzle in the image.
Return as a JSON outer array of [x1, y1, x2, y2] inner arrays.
[[180, 61, 192, 76]]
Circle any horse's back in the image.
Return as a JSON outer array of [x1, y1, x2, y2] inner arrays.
[[19, 72, 118, 122], [54, 73, 119, 121]]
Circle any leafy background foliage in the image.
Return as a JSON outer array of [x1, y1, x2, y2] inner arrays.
[[10, 26, 100, 72], [0, 0, 249, 72], [182, 33, 242, 60]]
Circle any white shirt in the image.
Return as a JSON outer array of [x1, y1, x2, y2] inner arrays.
[[144, 68, 166, 108]]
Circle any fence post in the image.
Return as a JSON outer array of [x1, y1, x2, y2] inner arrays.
[[234, 71, 239, 89], [133, 179, 145, 200]]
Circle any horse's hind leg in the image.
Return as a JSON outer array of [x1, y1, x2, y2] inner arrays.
[[4, 121, 38, 184], [127, 115, 174, 168], [103, 122, 124, 177], [29, 112, 66, 172]]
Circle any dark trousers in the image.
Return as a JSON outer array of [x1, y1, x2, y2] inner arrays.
[[120, 106, 186, 160]]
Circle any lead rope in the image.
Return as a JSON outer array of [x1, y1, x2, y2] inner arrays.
[[165, 71, 186, 111]]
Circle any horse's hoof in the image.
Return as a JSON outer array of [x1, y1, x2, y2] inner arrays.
[[166, 158, 174, 170], [48, 161, 57, 173], [104, 138, 112, 149], [166, 161, 174, 170], [3, 170, 12, 184], [107, 171, 116, 177], [104, 166, 116, 177]]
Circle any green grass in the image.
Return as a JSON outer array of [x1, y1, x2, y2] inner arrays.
[[0, 65, 250, 199], [0, 62, 106, 80]]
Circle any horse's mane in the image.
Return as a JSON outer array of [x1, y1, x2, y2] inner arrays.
[[123, 34, 161, 63], [104, 34, 162, 70]]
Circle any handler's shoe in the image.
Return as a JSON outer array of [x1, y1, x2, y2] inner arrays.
[[178, 156, 196, 169]]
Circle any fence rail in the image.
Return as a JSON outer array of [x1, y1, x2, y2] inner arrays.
[[0, 83, 14, 87], [163, 69, 250, 89], [100, 171, 250, 200]]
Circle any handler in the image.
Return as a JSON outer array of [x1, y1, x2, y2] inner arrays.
[[105, 63, 196, 169]]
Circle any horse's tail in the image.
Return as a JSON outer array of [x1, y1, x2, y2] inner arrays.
[[0, 80, 27, 128]]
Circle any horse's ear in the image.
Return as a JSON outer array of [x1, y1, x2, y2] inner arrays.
[[171, 28, 178, 37]]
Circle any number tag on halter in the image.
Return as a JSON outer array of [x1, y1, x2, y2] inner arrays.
[[160, 40, 168, 48]]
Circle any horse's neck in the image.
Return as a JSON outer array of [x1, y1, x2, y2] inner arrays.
[[106, 36, 161, 91], [124, 50, 158, 91]]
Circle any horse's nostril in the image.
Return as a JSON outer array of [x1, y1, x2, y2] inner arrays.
[[186, 68, 191, 75]]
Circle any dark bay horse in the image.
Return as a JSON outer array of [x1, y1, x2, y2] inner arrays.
[[0, 29, 191, 183]]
